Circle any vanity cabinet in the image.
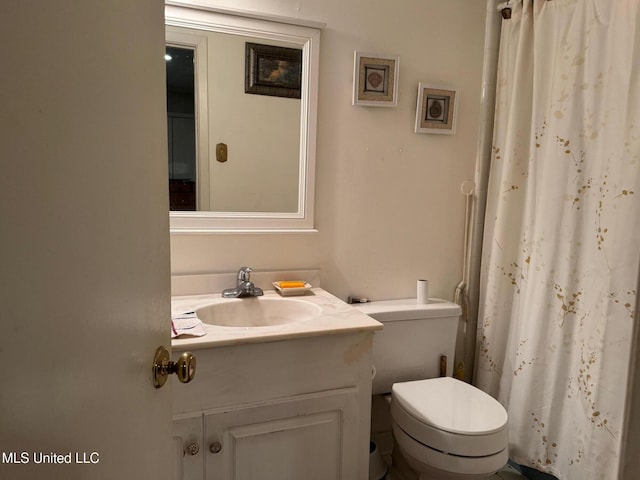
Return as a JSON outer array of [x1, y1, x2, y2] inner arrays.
[[172, 331, 374, 480]]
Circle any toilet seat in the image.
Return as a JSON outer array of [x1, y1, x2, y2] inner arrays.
[[391, 377, 508, 458]]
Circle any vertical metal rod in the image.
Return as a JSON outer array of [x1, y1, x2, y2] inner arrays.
[[440, 355, 447, 377]]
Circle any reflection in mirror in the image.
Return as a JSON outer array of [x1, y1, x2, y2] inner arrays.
[[165, 4, 322, 232], [166, 32, 301, 213]]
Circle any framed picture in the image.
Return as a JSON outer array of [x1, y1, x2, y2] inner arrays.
[[245, 43, 303, 99], [353, 52, 399, 107], [415, 83, 458, 134]]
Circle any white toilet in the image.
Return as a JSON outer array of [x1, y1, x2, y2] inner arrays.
[[356, 298, 508, 480]]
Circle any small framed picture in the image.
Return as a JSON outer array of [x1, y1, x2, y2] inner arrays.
[[415, 83, 458, 134], [245, 43, 303, 99], [353, 52, 400, 107]]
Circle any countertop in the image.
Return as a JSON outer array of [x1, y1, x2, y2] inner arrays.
[[171, 287, 383, 351]]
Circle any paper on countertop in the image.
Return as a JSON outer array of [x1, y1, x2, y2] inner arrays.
[[171, 311, 207, 338]]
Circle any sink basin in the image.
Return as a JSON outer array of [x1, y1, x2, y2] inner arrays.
[[196, 297, 322, 328]]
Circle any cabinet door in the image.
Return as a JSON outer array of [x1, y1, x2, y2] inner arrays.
[[174, 413, 205, 480], [204, 388, 359, 480]]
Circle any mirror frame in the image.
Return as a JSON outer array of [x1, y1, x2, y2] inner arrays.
[[165, 2, 323, 233]]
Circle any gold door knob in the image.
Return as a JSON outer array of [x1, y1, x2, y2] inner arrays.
[[152, 347, 196, 388]]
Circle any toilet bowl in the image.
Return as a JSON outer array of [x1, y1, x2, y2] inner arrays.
[[391, 377, 508, 479], [355, 299, 509, 479]]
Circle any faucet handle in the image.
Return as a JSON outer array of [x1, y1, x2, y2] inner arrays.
[[238, 266, 252, 282]]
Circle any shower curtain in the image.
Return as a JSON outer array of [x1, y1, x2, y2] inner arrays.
[[475, 1, 640, 479]]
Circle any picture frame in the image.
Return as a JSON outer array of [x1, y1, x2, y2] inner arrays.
[[353, 52, 400, 107], [245, 42, 303, 99], [414, 83, 458, 134]]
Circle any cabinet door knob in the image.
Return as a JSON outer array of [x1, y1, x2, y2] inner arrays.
[[185, 442, 200, 456], [209, 441, 222, 454], [153, 347, 197, 388]]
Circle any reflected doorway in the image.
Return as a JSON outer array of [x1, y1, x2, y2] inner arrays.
[[166, 46, 196, 211]]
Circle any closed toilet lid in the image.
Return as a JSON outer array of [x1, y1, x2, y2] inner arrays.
[[392, 377, 507, 435]]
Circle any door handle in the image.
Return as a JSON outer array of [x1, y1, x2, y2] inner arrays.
[[153, 346, 196, 388], [185, 442, 200, 456]]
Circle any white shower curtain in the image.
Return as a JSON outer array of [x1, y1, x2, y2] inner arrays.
[[475, 1, 640, 479]]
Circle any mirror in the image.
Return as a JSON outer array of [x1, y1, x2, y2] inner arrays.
[[165, 3, 322, 232]]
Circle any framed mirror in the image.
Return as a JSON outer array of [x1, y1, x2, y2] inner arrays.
[[165, 2, 322, 233]]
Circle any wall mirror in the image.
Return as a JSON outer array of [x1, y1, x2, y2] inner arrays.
[[165, 2, 322, 233]]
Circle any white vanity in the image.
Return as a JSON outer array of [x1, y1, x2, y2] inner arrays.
[[171, 285, 382, 480]]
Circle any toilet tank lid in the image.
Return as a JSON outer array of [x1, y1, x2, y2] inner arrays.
[[354, 298, 461, 322]]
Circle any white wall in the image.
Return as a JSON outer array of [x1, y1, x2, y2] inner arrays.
[[170, 0, 487, 302]]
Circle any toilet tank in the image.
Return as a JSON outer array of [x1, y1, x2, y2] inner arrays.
[[355, 299, 461, 395]]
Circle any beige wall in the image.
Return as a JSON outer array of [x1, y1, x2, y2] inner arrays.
[[170, 0, 487, 302]]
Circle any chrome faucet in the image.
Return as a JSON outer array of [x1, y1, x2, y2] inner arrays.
[[222, 266, 264, 298]]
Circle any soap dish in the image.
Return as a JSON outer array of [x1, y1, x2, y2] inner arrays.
[[272, 282, 312, 296]]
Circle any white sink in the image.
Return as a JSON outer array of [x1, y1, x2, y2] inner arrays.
[[196, 297, 322, 328]]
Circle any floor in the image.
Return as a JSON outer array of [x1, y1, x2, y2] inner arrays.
[[383, 461, 524, 480], [493, 463, 525, 479]]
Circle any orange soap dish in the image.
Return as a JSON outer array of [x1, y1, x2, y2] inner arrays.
[[273, 281, 312, 296]]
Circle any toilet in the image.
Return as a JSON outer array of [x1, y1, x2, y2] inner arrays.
[[356, 299, 508, 480]]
